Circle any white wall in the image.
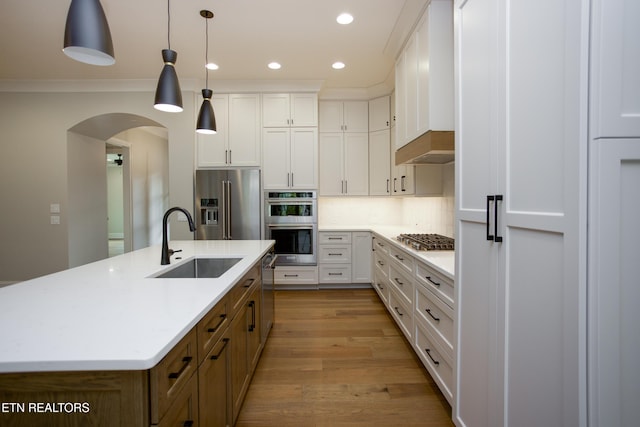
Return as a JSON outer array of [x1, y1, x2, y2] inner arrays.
[[0, 89, 195, 282], [107, 163, 124, 238]]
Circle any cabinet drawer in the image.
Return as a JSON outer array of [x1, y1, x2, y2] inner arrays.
[[319, 244, 352, 263], [319, 231, 352, 244], [319, 264, 352, 283], [416, 262, 454, 308], [415, 323, 453, 404], [389, 245, 415, 274], [228, 263, 260, 316], [389, 287, 413, 340], [156, 370, 199, 427], [197, 297, 229, 363], [373, 252, 389, 279], [275, 266, 318, 284], [373, 271, 389, 306], [372, 236, 389, 255], [388, 263, 414, 306], [415, 284, 454, 359], [150, 328, 198, 424]]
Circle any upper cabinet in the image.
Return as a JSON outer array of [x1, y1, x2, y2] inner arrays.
[[319, 101, 369, 133], [590, 0, 640, 138], [395, 0, 454, 148], [369, 96, 391, 132], [262, 93, 318, 128], [197, 94, 261, 167]]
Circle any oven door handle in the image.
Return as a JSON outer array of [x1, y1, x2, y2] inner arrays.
[[267, 224, 314, 229]]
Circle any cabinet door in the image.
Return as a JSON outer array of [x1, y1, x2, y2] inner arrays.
[[197, 94, 229, 167], [290, 93, 318, 127], [352, 231, 372, 283], [369, 96, 390, 132], [344, 133, 369, 195], [395, 55, 407, 148], [262, 128, 291, 189], [228, 94, 261, 166], [591, 0, 640, 138], [230, 303, 249, 424], [199, 332, 231, 427], [588, 140, 640, 427], [319, 133, 345, 196], [390, 130, 415, 196], [262, 93, 290, 127], [343, 101, 369, 133], [404, 33, 419, 142], [290, 128, 318, 189], [369, 129, 391, 195], [319, 101, 343, 132]]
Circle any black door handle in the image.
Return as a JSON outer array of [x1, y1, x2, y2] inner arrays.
[[486, 195, 494, 241], [494, 195, 503, 242]]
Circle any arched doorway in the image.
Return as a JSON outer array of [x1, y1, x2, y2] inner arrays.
[[67, 113, 168, 267]]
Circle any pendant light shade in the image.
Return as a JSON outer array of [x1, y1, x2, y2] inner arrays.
[[154, 0, 183, 113], [63, 0, 115, 66], [196, 10, 217, 134], [154, 49, 183, 112], [197, 89, 217, 134]]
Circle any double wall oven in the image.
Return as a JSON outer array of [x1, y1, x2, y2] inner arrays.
[[264, 191, 317, 266]]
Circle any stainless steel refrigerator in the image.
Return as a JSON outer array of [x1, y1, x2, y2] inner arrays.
[[195, 169, 261, 240]]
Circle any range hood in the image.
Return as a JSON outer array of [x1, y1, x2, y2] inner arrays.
[[395, 130, 455, 165]]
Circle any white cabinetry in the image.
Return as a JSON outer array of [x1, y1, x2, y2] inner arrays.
[[262, 128, 317, 189], [318, 231, 372, 286], [369, 96, 391, 132], [196, 94, 261, 167], [454, 0, 585, 426], [588, 1, 640, 425], [371, 234, 454, 404], [390, 129, 414, 196], [369, 96, 392, 196], [262, 93, 318, 128], [319, 132, 369, 196], [395, 0, 453, 149], [319, 101, 368, 133]]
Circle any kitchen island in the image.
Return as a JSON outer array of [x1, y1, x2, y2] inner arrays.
[[0, 239, 274, 427]]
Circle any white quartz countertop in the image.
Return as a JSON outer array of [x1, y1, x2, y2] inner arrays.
[[0, 240, 274, 373], [319, 225, 455, 279]]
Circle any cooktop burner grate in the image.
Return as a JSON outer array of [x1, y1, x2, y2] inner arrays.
[[396, 233, 455, 251]]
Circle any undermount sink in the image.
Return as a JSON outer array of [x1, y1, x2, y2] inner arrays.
[[154, 257, 242, 279]]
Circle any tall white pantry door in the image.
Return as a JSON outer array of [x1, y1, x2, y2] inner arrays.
[[454, 1, 587, 426]]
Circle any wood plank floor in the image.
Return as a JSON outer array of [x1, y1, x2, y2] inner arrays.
[[236, 289, 454, 427]]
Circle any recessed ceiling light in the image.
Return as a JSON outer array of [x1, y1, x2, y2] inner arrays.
[[337, 13, 354, 25], [332, 62, 346, 70], [268, 62, 281, 70], [206, 62, 219, 70]]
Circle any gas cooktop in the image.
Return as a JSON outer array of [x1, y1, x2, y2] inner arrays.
[[396, 233, 455, 251]]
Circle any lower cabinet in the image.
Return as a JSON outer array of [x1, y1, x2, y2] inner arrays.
[[318, 231, 372, 287], [371, 233, 454, 405], [0, 259, 268, 427]]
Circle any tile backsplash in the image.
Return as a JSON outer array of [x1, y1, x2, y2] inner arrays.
[[319, 162, 455, 237]]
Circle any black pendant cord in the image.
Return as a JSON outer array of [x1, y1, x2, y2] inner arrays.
[[166, 0, 171, 50], [205, 16, 209, 89]]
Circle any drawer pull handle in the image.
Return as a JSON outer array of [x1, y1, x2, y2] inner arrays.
[[207, 314, 227, 333], [395, 255, 404, 261], [393, 277, 404, 286], [183, 421, 194, 427], [425, 276, 441, 287], [394, 306, 404, 317], [244, 278, 255, 288], [425, 309, 440, 322], [168, 356, 193, 379], [328, 272, 343, 276], [284, 274, 299, 278], [210, 338, 230, 360], [328, 237, 343, 240], [328, 253, 343, 256], [248, 301, 256, 332], [425, 348, 440, 366]]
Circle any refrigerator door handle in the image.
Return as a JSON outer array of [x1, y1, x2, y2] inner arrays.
[[221, 180, 227, 239]]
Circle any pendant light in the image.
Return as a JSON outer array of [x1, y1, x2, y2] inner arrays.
[[154, 0, 183, 112], [196, 10, 217, 134], [63, 0, 115, 66]]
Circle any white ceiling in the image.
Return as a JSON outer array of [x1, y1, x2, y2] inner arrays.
[[0, 0, 428, 91]]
